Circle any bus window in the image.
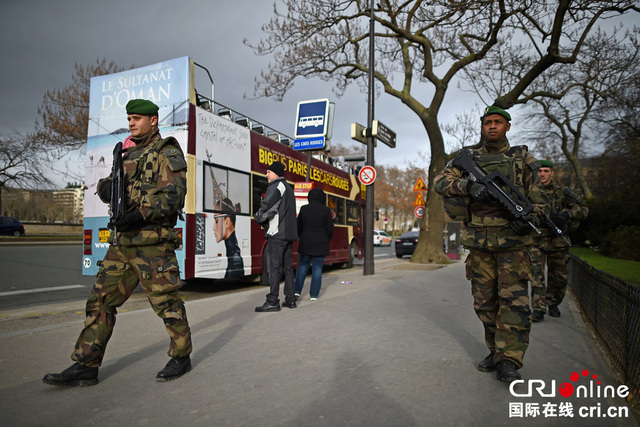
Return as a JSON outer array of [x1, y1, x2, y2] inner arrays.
[[252, 174, 269, 216], [336, 197, 346, 225], [327, 195, 345, 225], [346, 200, 360, 226]]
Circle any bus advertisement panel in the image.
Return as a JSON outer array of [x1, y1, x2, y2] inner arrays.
[[188, 106, 253, 279], [82, 57, 191, 276]]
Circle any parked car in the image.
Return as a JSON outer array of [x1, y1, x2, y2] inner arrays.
[[395, 230, 419, 258], [373, 230, 392, 246], [0, 216, 26, 236]]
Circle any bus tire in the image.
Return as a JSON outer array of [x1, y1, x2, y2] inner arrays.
[[345, 241, 357, 269]]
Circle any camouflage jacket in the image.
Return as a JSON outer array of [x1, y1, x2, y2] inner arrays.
[[98, 130, 187, 246], [537, 180, 589, 250], [434, 140, 544, 251]]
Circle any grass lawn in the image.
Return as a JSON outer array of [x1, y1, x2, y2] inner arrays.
[[571, 247, 640, 286]]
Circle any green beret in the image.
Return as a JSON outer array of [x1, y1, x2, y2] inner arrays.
[[482, 106, 511, 122], [539, 159, 554, 168], [126, 99, 159, 116]]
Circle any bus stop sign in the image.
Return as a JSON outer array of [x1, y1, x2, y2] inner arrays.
[[294, 98, 330, 139]]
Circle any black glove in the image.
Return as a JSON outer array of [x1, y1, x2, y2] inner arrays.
[[551, 212, 570, 232], [110, 210, 144, 232], [510, 215, 537, 235], [467, 181, 491, 203], [97, 180, 112, 203]]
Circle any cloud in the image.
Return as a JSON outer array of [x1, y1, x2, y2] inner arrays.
[[0, 0, 477, 188]]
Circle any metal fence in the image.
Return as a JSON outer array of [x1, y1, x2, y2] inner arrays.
[[568, 254, 640, 415]]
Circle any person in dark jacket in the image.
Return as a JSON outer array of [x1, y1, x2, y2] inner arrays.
[[254, 161, 298, 311], [294, 188, 334, 300]]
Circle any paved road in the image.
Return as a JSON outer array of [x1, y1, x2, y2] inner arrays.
[[0, 245, 95, 310], [0, 257, 636, 426], [0, 244, 397, 311]]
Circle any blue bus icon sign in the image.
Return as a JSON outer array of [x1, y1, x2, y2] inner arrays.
[[294, 98, 330, 138]]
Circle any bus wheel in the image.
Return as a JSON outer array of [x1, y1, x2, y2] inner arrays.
[[345, 241, 357, 269]]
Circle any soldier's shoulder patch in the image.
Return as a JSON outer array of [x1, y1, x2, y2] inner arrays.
[[529, 159, 541, 170], [161, 146, 187, 172], [523, 152, 541, 171], [563, 187, 582, 202]]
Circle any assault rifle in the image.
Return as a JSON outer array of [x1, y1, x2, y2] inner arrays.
[[452, 150, 570, 244], [109, 141, 125, 245]]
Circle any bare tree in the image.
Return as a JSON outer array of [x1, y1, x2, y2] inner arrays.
[[34, 58, 131, 152], [514, 27, 639, 201], [376, 164, 422, 233], [247, 0, 639, 263], [595, 29, 640, 142], [0, 132, 53, 214], [442, 107, 483, 153]]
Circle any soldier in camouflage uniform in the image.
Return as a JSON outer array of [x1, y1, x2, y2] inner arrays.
[[43, 99, 192, 387], [531, 160, 589, 322], [434, 106, 544, 382]]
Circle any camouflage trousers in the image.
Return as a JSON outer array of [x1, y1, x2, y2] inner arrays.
[[72, 241, 192, 367], [530, 246, 570, 311], [530, 246, 546, 312], [465, 248, 532, 369]]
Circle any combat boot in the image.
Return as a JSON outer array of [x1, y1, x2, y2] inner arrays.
[[548, 305, 561, 317], [156, 355, 191, 381], [532, 310, 545, 322], [42, 362, 98, 387], [496, 360, 521, 383], [477, 352, 497, 372]]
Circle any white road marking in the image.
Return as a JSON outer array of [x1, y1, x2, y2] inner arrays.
[[0, 285, 86, 297]]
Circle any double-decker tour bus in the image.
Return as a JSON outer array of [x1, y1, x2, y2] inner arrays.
[[82, 57, 365, 281]]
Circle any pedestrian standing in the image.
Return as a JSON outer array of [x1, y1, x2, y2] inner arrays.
[[294, 188, 334, 301], [43, 99, 192, 386], [254, 161, 298, 311]]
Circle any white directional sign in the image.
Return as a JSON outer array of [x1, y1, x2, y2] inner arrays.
[[358, 166, 377, 186]]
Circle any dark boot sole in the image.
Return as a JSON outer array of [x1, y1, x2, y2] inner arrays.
[[42, 378, 98, 387], [155, 365, 191, 382], [496, 369, 522, 382], [497, 373, 521, 382]]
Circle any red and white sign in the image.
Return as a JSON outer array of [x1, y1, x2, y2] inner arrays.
[[358, 166, 377, 186], [414, 206, 425, 218]]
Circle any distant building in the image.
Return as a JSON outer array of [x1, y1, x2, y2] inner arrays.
[[53, 187, 84, 222], [2, 187, 84, 223]]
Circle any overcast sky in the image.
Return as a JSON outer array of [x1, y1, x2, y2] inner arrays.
[[1, 0, 519, 188]]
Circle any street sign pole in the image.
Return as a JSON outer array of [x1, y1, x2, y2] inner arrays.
[[364, 0, 375, 276]]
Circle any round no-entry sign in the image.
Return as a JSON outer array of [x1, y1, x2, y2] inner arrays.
[[358, 166, 377, 185], [414, 206, 425, 218]]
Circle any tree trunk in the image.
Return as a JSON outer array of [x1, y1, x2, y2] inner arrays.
[[411, 115, 450, 264]]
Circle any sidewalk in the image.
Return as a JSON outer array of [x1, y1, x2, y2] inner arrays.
[[0, 258, 636, 426]]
